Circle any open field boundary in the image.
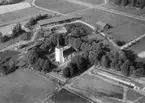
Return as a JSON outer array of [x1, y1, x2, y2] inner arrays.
[[66, 0, 145, 21], [0, 2, 31, 15], [120, 34, 145, 50]]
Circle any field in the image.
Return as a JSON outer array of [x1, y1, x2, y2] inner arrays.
[[33, 0, 145, 45], [0, 50, 20, 60], [47, 89, 90, 103], [0, 69, 57, 103], [71, 74, 124, 99], [126, 89, 145, 103], [102, 2, 145, 16], [0, 2, 31, 15], [128, 38, 145, 57], [126, 89, 141, 101], [34, 0, 87, 14], [0, 7, 49, 25], [72, 8, 145, 43], [106, 22, 145, 43]]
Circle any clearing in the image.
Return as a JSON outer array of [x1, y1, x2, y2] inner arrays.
[[0, 7, 49, 26], [106, 22, 145, 43], [0, 1, 31, 15], [47, 89, 90, 103], [0, 69, 58, 103], [71, 74, 124, 100], [128, 38, 145, 58], [34, 0, 87, 14], [72, 8, 145, 27], [102, 2, 145, 16]]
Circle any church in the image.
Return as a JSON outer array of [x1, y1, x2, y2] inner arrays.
[[55, 35, 76, 64]]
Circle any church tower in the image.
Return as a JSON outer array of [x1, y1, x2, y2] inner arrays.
[[55, 34, 64, 63]]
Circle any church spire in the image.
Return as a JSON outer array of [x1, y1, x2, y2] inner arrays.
[[56, 34, 60, 47]]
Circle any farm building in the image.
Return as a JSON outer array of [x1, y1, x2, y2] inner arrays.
[[38, 15, 82, 26], [96, 21, 112, 32]]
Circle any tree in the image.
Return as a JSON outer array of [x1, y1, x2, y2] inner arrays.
[[59, 34, 65, 46], [121, 0, 129, 6], [42, 60, 52, 72], [2, 35, 9, 42], [34, 57, 42, 71], [21, 32, 32, 41], [71, 27, 88, 38], [101, 55, 110, 68], [116, 40, 126, 46], [133, 68, 145, 77], [135, 0, 142, 8], [111, 0, 122, 5], [120, 60, 131, 76], [0, 32, 3, 43], [26, 17, 36, 28], [27, 49, 39, 65], [63, 67, 71, 78], [130, 0, 137, 7], [68, 62, 78, 77], [12, 22, 23, 38], [129, 66, 135, 76], [140, 0, 145, 9]]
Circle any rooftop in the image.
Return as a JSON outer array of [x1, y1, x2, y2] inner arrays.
[[63, 47, 76, 58]]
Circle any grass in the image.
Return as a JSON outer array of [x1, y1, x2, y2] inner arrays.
[[72, 8, 145, 26], [128, 38, 145, 55], [0, 7, 47, 25], [70, 8, 145, 43], [34, 0, 87, 14], [0, 31, 24, 50], [106, 22, 145, 43], [136, 97, 145, 103], [72, 8, 129, 27], [71, 74, 124, 99], [0, 50, 20, 60], [47, 89, 90, 103], [102, 2, 145, 16], [0, 69, 57, 103], [126, 89, 141, 101]]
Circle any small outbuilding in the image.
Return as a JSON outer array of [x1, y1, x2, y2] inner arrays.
[[96, 21, 112, 32]]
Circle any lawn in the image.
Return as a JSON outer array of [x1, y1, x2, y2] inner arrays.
[[71, 74, 124, 99], [0, 69, 58, 103], [47, 89, 90, 103], [101, 2, 145, 16], [106, 22, 145, 43], [126, 89, 142, 101], [77, 0, 105, 5], [34, 0, 87, 14]]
